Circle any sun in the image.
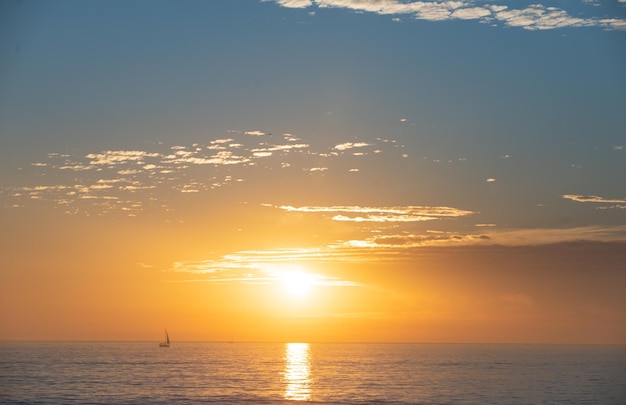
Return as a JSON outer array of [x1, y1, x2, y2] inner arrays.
[[271, 266, 317, 298], [281, 270, 314, 298]]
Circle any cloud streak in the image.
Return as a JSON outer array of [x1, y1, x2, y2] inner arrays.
[[272, 204, 475, 222], [170, 225, 626, 285], [562, 194, 626, 204], [171, 252, 359, 287], [333, 142, 372, 151]]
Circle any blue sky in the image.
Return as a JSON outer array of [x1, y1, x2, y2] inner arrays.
[[2, 0, 625, 228], [1, 0, 625, 342]]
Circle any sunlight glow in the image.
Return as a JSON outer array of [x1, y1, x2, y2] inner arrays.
[[277, 267, 316, 298], [281, 271, 314, 297]]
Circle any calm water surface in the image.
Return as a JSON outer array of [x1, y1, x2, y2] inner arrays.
[[0, 342, 624, 404]]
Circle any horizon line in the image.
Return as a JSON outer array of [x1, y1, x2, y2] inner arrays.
[[2, 339, 624, 346]]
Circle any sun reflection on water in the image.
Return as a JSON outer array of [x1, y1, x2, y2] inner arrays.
[[283, 343, 311, 401]]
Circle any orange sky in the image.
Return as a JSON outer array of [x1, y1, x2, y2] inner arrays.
[[2, 204, 624, 344]]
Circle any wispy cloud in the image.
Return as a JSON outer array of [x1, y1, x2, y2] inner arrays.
[[169, 231, 492, 284], [171, 253, 359, 286], [562, 194, 626, 204], [333, 142, 371, 151], [169, 223, 626, 285], [271, 204, 476, 222], [87, 150, 161, 166], [266, 0, 626, 30], [244, 130, 267, 136], [483, 225, 626, 245], [272, 0, 313, 8], [169, 222, 626, 286]]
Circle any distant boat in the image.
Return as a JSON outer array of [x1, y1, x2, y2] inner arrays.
[[159, 328, 171, 347]]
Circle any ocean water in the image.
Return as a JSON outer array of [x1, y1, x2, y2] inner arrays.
[[0, 342, 624, 404]]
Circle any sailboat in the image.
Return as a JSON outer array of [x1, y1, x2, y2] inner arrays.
[[159, 328, 171, 347]]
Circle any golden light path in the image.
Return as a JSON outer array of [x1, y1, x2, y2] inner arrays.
[[283, 343, 311, 401]]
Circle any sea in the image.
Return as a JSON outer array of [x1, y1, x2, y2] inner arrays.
[[0, 342, 624, 404]]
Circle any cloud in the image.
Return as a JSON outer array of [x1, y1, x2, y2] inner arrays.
[[493, 5, 589, 30], [271, 0, 313, 8], [353, 232, 490, 247], [483, 225, 626, 245], [283, 133, 302, 142], [166, 150, 253, 165], [59, 164, 95, 171], [272, 204, 476, 222], [562, 194, 626, 204], [3, 130, 406, 216], [451, 7, 491, 20], [171, 252, 359, 286], [267, 0, 626, 30], [169, 223, 626, 289], [211, 138, 234, 144], [333, 142, 371, 151], [171, 225, 626, 282], [244, 130, 267, 136], [86, 150, 161, 165], [410, 2, 461, 21], [169, 231, 496, 284], [251, 143, 310, 154]]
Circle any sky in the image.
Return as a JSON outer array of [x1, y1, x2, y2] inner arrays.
[[1, 0, 625, 344]]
